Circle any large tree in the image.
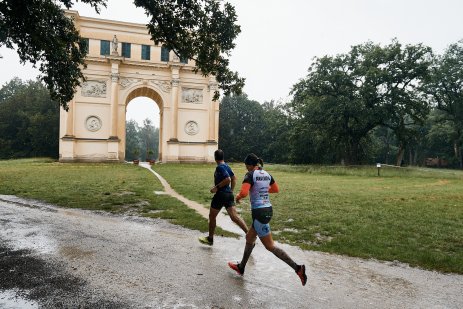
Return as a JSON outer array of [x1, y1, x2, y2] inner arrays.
[[0, 78, 59, 159], [125, 119, 141, 161], [140, 118, 159, 160], [219, 94, 266, 161], [424, 40, 463, 168], [260, 101, 290, 163], [0, 0, 244, 110], [370, 41, 433, 166], [290, 40, 432, 165], [125, 118, 159, 161]]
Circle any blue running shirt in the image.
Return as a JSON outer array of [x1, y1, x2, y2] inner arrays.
[[214, 163, 234, 193]]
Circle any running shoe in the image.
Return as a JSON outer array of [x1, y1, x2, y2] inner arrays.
[[228, 262, 244, 276], [198, 236, 213, 246], [296, 264, 307, 286]]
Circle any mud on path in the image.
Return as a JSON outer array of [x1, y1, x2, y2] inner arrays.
[[0, 194, 462, 308]]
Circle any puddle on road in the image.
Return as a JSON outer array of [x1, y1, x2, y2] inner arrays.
[[8, 226, 57, 255], [0, 290, 38, 309], [59, 245, 95, 260]]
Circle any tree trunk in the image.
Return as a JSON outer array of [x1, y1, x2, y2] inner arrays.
[[385, 139, 390, 165], [409, 148, 413, 167], [384, 129, 391, 165], [455, 140, 462, 169], [396, 143, 405, 166]]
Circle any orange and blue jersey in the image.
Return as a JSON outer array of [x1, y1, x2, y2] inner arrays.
[[237, 168, 279, 209]]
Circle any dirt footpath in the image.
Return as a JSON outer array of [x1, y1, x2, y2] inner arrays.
[[0, 195, 462, 308]]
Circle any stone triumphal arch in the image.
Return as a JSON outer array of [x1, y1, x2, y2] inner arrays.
[[59, 11, 219, 163]]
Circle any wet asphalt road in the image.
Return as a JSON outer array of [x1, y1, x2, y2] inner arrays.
[[0, 195, 462, 308]]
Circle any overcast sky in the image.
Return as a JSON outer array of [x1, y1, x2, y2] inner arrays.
[[1, 0, 462, 126]]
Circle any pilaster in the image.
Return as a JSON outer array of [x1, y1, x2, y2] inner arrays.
[[208, 77, 218, 142], [109, 60, 120, 139], [170, 65, 180, 141], [64, 99, 75, 137]]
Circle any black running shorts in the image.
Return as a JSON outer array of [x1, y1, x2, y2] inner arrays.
[[251, 207, 273, 225], [211, 191, 235, 210]]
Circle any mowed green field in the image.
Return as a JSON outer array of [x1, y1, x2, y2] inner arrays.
[[153, 163, 463, 274], [0, 158, 230, 235], [1, 158, 461, 273]]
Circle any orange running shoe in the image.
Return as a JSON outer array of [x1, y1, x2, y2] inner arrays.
[[228, 262, 244, 275]]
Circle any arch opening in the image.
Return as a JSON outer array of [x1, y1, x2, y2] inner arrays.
[[123, 87, 163, 162]]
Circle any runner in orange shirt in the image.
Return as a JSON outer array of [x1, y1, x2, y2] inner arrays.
[[228, 153, 307, 286]]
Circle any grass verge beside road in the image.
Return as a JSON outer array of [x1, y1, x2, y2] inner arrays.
[[153, 163, 463, 274], [0, 158, 232, 236]]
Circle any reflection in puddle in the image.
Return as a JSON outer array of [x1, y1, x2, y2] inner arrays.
[[0, 290, 38, 309]]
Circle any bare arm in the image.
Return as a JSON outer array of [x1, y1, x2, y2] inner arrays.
[[231, 175, 236, 192], [210, 177, 231, 193]]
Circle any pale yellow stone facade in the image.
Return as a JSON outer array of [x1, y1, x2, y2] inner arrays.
[[59, 11, 219, 163]]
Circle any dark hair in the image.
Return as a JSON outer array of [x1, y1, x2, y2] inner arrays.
[[214, 149, 224, 161], [244, 153, 263, 167]]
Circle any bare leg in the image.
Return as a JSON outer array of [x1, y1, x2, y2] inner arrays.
[[260, 232, 298, 271], [226, 206, 249, 234], [208, 208, 220, 239], [239, 228, 257, 269]]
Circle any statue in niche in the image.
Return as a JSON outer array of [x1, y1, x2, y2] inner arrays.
[[112, 35, 118, 55]]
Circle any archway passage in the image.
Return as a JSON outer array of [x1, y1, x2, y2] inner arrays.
[[59, 11, 219, 163], [125, 95, 161, 162]]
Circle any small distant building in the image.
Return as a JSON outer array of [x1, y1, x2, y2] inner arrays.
[[424, 157, 448, 167]]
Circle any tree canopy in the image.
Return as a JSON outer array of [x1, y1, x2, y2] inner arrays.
[[125, 118, 159, 161], [0, 0, 244, 110], [0, 78, 59, 159], [424, 40, 463, 168], [290, 40, 432, 164]]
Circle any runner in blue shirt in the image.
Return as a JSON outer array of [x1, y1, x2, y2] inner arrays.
[[198, 149, 248, 246]]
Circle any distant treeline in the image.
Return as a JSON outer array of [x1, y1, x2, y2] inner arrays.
[[219, 40, 463, 169], [125, 119, 159, 162], [0, 78, 59, 159]]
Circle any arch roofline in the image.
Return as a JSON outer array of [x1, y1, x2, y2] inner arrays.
[[123, 84, 166, 109], [65, 10, 149, 34]]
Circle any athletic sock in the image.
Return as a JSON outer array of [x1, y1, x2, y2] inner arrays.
[[237, 263, 245, 274], [239, 242, 255, 270]]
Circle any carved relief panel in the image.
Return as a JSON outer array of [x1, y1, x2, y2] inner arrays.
[[81, 80, 107, 97], [182, 88, 203, 104]]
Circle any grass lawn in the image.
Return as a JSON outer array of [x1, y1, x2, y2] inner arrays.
[[153, 163, 463, 274], [0, 158, 232, 235]]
